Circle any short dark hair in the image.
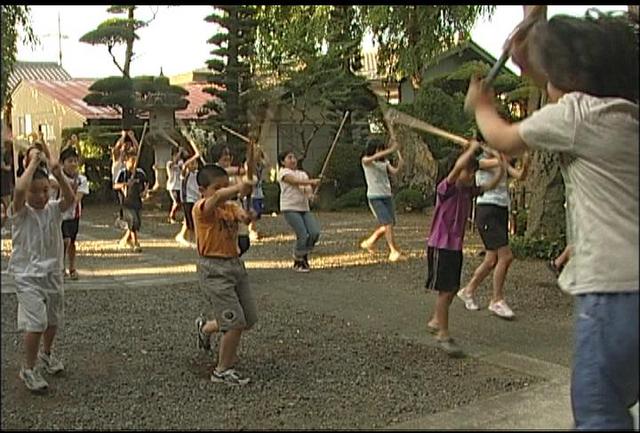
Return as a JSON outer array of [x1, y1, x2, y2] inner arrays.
[[277, 150, 295, 167], [60, 146, 78, 162], [196, 163, 228, 188], [529, 10, 638, 102], [32, 167, 49, 181], [362, 136, 385, 158], [208, 143, 231, 163]]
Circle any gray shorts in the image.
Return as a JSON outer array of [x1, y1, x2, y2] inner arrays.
[[14, 273, 64, 332], [197, 257, 257, 332]]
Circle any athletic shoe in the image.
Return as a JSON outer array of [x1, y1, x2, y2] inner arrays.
[[19, 367, 48, 392], [436, 337, 465, 358], [195, 316, 211, 351], [457, 289, 480, 311], [38, 351, 65, 374], [210, 368, 250, 386], [488, 300, 515, 319]]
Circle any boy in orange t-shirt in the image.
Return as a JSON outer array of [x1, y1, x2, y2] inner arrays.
[[192, 164, 257, 386]]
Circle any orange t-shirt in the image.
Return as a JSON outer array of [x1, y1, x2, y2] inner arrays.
[[192, 198, 243, 258]]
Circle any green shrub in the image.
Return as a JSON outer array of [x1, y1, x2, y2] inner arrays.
[[395, 188, 428, 213], [332, 187, 367, 211], [510, 235, 565, 260], [262, 181, 280, 213]]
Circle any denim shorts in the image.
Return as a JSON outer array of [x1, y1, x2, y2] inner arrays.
[[368, 197, 396, 226]]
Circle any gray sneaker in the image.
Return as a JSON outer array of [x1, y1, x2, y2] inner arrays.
[[38, 351, 65, 374], [210, 368, 250, 386], [19, 367, 48, 392], [436, 337, 465, 358], [195, 316, 211, 351]]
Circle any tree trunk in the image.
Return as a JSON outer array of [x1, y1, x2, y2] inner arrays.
[[524, 150, 565, 239]]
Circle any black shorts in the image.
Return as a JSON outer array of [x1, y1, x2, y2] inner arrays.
[[475, 204, 509, 250], [122, 207, 142, 232], [425, 247, 463, 293], [183, 202, 195, 230], [61, 218, 80, 241]]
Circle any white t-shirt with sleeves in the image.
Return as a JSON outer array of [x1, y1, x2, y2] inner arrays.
[[8, 200, 65, 276], [518, 92, 638, 296], [277, 167, 311, 212]]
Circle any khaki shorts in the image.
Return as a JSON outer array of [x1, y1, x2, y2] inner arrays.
[[14, 273, 64, 332], [197, 257, 257, 332]]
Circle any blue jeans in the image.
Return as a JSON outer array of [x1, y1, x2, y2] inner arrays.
[[282, 211, 320, 259], [572, 292, 639, 430]]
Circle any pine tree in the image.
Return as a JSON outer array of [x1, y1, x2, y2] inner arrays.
[[204, 5, 257, 155]]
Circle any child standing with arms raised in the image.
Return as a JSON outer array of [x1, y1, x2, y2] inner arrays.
[[58, 147, 89, 280], [114, 153, 148, 252], [360, 134, 404, 262], [425, 140, 504, 357], [8, 149, 75, 392], [192, 164, 257, 385]]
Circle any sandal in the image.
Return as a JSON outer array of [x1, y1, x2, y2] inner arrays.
[[427, 323, 439, 335], [68, 269, 78, 280]]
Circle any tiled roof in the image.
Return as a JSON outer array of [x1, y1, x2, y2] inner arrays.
[[16, 79, 218, 121], [23, 79, 121, 119], [175, 83, 217, 120], [8, 61, 72, 93]]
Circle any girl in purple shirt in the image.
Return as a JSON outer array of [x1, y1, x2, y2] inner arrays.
[[425, 140, 504, 357]]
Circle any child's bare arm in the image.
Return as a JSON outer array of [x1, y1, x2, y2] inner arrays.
[[281, 174, 320, 188], [362, 141, 399, 165], [506, 151, 531, 180], [447, 140, 481, 184], [49, 156, 75, 213], [387, 150, 404, 175], [465, 76, 529, 157], [201, 179, 253, 217], [12, 151, 44, 214]]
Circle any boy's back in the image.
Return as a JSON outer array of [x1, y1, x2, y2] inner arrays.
[[192, 199, 242, 258]]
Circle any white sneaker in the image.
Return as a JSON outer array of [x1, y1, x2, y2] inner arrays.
[[488, 300, 515, 319], [457, 289, 479, 311], [19, 367, 48, 391], [38, 351, 65, 374]]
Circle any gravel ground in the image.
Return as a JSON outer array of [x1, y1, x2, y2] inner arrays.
[[0, 203, 567, 429]]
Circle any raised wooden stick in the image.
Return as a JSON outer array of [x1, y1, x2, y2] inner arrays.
[[221, 125, 251, 144], [177, 123, 206, 164], [484, 5, 546, 86], [385, 108, 470, 147], [314, 110, 350, 195], [132, 121, 148, 171]]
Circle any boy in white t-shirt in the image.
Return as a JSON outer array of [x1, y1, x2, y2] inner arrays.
[[166, 147, 185, 224], [8, 149, 75, 392]]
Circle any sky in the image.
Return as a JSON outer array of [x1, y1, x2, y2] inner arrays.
[[16, 5, 627, 79]]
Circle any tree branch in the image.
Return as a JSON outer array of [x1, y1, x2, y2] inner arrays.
[[107, 44, 125, 76]]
